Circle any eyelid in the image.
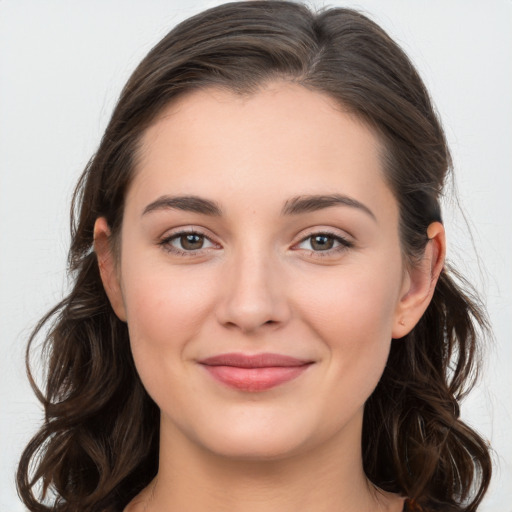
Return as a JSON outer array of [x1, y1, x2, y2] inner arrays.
[[294, 226, 354, 244], [291, 229, 354, 256], [157, 226, 354, 258], [158, 226, 221, 256]]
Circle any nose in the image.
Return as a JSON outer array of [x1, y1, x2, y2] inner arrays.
[[215, 248, 291, 334]]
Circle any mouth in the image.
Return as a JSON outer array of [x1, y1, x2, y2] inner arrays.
[[198, 352, 314, 392]]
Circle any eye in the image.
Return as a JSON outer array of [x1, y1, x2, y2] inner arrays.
[[160, 230, 217, 255], [296, 232, 353, 253]]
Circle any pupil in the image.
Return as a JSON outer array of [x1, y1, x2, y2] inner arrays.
[[311, 235, 333, 251], [181, 234, 203, 250]]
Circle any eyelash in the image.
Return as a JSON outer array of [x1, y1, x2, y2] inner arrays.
[[158, 229, 353, 258], [159, 229, 218, 257], [294, 231, 354, 257]]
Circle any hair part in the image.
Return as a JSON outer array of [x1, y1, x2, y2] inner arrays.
[[18, 2, 491, 511]]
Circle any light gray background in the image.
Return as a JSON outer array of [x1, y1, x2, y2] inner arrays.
[[1, 1, 511, 510]]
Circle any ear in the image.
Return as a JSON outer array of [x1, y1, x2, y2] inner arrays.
[[93, 217, 127, 322], [392, 222, 446, 339]]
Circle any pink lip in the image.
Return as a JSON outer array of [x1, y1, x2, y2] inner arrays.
[[199, 353, 314, 392]]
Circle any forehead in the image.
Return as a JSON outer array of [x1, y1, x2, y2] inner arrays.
[[129, 82, 396, 221], [140, 82, 382, 164]]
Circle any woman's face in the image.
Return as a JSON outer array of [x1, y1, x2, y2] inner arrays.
[[100, 82, 415, 460]]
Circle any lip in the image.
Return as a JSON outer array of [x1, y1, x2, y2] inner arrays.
[[198, 352, 314, 392]]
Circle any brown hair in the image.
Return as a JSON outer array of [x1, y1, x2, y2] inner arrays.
[[17, 2, 492, 511]]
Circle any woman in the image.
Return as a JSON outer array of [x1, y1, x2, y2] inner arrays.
[[17, 1, 492, 511]]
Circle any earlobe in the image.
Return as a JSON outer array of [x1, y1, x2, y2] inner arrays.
[[93, 217, 127, 322], [392, 222, 446, 339]]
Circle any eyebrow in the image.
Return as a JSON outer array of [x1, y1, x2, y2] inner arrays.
[[142, 195, 223, 216], [281, 194, 376, 221], [142, 193, 376, 221]]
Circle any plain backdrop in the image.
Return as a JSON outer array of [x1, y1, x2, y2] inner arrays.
[[1, 1, 511, 510]]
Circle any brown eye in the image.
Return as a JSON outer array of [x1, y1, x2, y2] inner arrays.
[[180, 233, 205, 250], [310, 234, 334, 251], [161, 231, 216, 254], [295, 232, 353, 255]]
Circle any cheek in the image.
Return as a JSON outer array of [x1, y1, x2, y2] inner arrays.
[[294, 261, 403, 393], [297, 262, 401, 339], [119, 252, 217, 385]]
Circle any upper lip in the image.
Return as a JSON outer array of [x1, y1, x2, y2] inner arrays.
[[199, 352, 313, 368]]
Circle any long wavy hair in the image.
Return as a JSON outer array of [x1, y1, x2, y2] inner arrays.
[[17, 2, 492, 511]]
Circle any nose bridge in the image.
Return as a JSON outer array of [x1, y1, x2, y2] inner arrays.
[[217, 239, 289, 332]]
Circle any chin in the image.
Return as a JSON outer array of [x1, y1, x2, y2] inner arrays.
[[203, 432, 310, 462], [191, 409, 346, 464]]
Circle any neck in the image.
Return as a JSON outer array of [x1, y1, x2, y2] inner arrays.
[[128, 413, 402, 512]]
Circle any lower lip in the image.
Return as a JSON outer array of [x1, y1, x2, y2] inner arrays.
[[201, 365, 311, 392]]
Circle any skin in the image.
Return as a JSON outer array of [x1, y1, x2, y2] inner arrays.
[[94, 82, 445, 512]]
